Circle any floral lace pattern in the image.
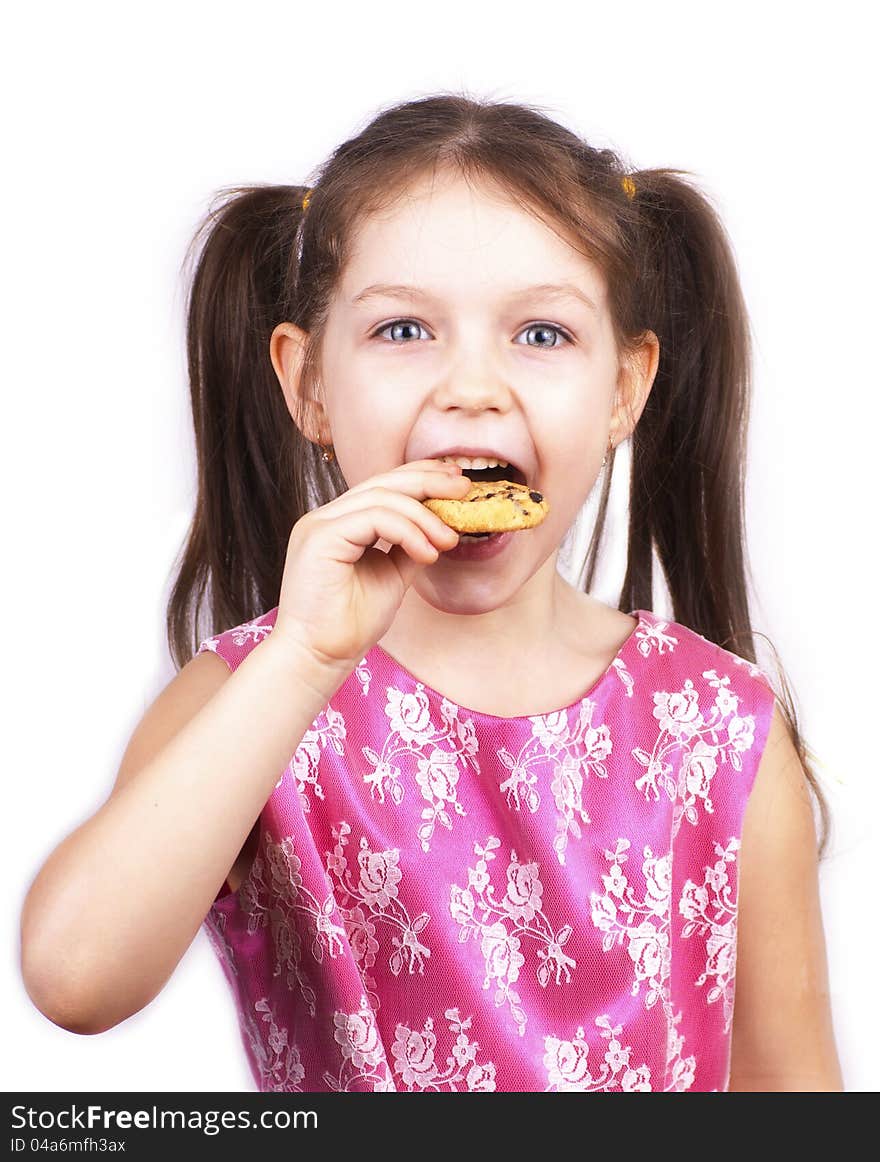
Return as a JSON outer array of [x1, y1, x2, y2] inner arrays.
[[252, 998, 306, 1092], [198, 606, 775, 1092], [500, 702, 617, 867], [543, 1015, 653, 1092], [391, 1008, 497, 1091], [237, 829, 347, 1017], [325, 821, 432, 1011], [361, 683, 480, 852], [680, 838, 742, 1031], [633, 668, 760, 841], [450, 837, 576, 1037], [588, 836, 697, 1090]]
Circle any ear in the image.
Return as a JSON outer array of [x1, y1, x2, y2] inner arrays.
[[269, 322, 331, 445], [611, 330, 660, 447]]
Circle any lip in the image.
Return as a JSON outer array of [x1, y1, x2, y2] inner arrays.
[[438, 530, 516, 562]]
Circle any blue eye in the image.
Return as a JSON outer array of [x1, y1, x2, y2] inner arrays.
[[369, 318, 574, 348], [371, 319, 430, 343], [515, 323, 573, 349]]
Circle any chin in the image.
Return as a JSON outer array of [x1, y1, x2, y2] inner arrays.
[[416, 573, 519, 615]]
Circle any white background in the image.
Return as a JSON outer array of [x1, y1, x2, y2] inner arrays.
[[4, 0, 876, 1092]]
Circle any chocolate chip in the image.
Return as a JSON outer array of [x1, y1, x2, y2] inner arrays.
[[529, 490, 543, 503]]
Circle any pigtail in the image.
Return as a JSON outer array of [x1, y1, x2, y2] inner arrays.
[[620, 170, 831, 855], [619, 171, 753, 648], [166, 184, 312, 670]]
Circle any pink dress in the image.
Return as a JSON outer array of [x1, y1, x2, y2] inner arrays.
[[196, 605, 776, 1093]]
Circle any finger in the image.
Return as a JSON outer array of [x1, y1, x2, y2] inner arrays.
[[386, 539, 433, 588], [326, 505, 450, 567], [323, 486, 464, 549], [315, 471, 470, 519], [344, 461, 464, 498]]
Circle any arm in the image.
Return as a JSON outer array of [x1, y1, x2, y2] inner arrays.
[[20, 631, 349, 1036], [727, 702, 844, 1091]]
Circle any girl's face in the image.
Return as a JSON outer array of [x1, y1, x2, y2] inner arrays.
[[286, 171, 657, 610]]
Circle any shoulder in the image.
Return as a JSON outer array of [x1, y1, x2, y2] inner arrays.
[[641, 608, 763, 668], [742, 700, 815, 854], [636, 609, 776, 700], [110, 647, 232, 799]]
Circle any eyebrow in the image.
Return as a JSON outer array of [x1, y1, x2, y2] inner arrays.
[[350, 281, 599, 314]]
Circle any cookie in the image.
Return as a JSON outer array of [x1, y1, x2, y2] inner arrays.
[[424, 480, 549, 534]]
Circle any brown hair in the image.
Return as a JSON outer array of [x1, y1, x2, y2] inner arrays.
[[165, 90, 831, 858]]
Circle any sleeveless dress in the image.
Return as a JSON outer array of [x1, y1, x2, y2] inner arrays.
[[196, 605, 776, 1093]]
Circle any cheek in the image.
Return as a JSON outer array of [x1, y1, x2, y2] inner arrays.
[[533, 414, 602, 483], [534, 439, 608, 527], [325, 396, 414, 486]]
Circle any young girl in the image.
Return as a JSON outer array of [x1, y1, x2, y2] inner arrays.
[[21, 93, 843, 1092]]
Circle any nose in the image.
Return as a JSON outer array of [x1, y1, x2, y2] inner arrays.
[[431, 346, 514, 412]]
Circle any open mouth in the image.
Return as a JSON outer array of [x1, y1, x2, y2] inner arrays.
[[461, 464, 528, 487], [457, 464, 529, 539]]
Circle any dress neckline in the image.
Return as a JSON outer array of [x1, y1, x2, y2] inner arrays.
[[367, 608, 652, 724]]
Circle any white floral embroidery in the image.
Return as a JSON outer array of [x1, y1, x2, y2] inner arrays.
[[632, 669, 759, 839], [544, 1015, 653, 1091], [282, 706, 347, 801], [450, 837, 576, 1037], [590, 837, 697, 1091], [633, 616, 678, 659], [239, 830, 347, 1017], [200, 613, 274, 657], [665, 1009, 697, 1091], [590, 838, 671, 1010], [498, 702, 614, 867], [202, 609, 766, 1092], [203, 909, 240, 976], [603, 609, 646, 696], [609, 653, 638, 697], [354, 655, 374, 696], [360, 683, 480, 851], [251, 997, 306, 1092], [325, 821, 431, 1007], [680, 837, 741, 1030], [729, 651, 774, 685], [323, 995, 395, 1091], [392, 1008, 497, 1091], [548, 754, 591, 863]]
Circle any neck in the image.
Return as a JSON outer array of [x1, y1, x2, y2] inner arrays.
[[377, 552, 586, 671]]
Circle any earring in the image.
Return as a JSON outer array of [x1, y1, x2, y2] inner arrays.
[[321, 445, 335, 463], [602, 436, 614, 468]]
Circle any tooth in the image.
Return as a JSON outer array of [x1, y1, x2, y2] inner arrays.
[[439, 456, 510, 469]]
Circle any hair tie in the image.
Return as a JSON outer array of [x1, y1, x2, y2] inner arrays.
[[301, 188, 312, 212]]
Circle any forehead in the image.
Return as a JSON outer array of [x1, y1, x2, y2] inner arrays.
[[340, 173, 607, 305]]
